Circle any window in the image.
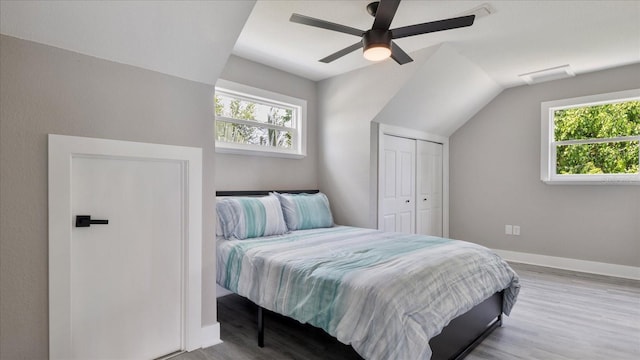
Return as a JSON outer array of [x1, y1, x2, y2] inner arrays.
[[541, 89, 640, 184], [214, 79, 306, 158]]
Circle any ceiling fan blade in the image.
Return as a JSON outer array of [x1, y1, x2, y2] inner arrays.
[[372, 0, 401, 30], [319, 41, 364, 63], [290, 13, 364, 37], [390, 42, 413, 65], [391, 15, 475, 39]]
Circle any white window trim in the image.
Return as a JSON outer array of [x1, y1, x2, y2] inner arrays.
[[215, 79, 307, 159], [541, 88, 640, 185]]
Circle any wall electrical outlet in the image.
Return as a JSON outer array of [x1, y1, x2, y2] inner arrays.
[[513, 225, 521, 236], [505, 225, 513, 235]]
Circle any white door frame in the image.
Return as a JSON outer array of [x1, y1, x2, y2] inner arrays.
[[376, 123, 450, 237], [48, 134, 202, 359]]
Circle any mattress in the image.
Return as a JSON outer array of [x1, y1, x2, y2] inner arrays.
[[217, 225, 520, 360]]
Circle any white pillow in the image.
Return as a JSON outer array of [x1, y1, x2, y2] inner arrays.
[[274, 192, 334, 230], [216, 195, 288, 240]]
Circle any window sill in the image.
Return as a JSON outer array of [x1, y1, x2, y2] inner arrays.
[[215, 145, 306, 159], [542, 176, 640, 185]]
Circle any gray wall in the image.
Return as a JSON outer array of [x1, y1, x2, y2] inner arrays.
[[0, 35, 219, 359], [450, 63, 640, 267], [215, 55, 318, 191]]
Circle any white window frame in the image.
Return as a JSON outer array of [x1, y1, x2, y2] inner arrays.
[[215, 79, 307, 159], [541, 88, 640, 185]]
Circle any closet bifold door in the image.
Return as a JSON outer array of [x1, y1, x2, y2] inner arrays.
[[416, 140, 443, 237], [381, 134, 416, 234]]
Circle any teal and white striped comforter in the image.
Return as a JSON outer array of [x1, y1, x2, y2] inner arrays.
[[217, 226, 520, 360]]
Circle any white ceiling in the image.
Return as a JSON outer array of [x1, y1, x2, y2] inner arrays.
[[2, 1, 637, 88], [233, 0, 640, 86], [0, 0, 256, 85]]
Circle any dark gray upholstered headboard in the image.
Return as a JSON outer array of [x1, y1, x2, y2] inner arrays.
[[215, 190, 319, 197]]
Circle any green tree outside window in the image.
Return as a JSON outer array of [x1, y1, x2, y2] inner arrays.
[[215, 95, 293, 148], [554, 101, 640, 175]]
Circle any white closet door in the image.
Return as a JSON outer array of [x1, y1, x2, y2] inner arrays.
[[416, 140, 443, 236], [381, 135, 416, 233]]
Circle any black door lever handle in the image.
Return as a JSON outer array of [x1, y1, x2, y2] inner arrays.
[[75, 215, 109, 227]]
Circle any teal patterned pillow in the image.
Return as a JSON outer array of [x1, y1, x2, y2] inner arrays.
[[216, 195, 288, 240], [275, 192, 334, 230]]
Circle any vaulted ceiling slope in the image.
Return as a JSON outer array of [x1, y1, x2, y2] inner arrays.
[[375, 43, 501, 136], [316, 42, 500, 144], [0, 0, 256, 85]]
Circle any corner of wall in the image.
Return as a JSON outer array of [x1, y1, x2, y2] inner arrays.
[[317, 47, 437, 227], [448, 63, 640, 268]]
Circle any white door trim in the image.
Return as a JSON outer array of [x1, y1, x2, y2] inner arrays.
[[376, 123, 450, 237], [48, 134, 202, 359]]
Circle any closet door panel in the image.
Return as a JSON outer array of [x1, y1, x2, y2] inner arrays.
[[417, 140, 443, 237], [381, 135, 415, 233]]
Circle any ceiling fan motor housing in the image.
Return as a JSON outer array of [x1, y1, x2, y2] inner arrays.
[[362, 29, 392, 50]]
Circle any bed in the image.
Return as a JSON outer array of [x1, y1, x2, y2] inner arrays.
[[215, 190, 520, 360]]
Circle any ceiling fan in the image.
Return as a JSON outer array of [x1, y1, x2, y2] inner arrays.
[[289, 0, 475, 65]]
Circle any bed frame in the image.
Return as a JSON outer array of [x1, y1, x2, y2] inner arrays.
[[216, 190, 504, 360]]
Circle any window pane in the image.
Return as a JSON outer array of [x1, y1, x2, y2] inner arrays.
[[216, 121, 293, 149], [556, 141, 639, 175], [214, 94, 294, 128], [554, 101, 640, 141]]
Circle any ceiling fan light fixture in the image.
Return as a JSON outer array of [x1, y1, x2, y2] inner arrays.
[[362, 29, 392, 61], [363, 45, 392, 61]]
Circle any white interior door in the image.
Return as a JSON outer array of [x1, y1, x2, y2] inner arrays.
[[416, 140, 443, 236], [381, 135, 415, 233], [49, 134, 203, 360], [71, 156, 182, 359]]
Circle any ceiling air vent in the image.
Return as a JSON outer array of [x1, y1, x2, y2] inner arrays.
[[519, 65, 575, 85]]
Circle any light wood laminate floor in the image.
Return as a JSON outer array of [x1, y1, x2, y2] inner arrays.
[[176, 263, 640, 360]]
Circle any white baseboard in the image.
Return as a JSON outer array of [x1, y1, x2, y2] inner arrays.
[[493, 249, 640, 281], [201, 322, 222, 348]]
